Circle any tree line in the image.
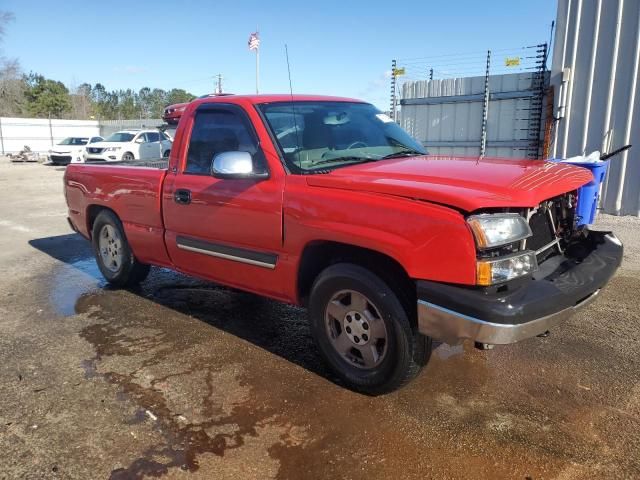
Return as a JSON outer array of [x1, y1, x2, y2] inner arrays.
[[1, 72, 196, 120], [0, 11, 196, 120]]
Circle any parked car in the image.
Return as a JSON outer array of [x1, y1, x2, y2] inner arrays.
[[64, 94, 622, 394], [163, 94, 232, 124], [85, 130, 172, 162], [162, 103, 188, 125], [48, 136, 103, 165]]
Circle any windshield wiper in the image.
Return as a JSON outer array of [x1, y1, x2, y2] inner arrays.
[[379, 150, 425, 160], [311, 156, 377, 167]]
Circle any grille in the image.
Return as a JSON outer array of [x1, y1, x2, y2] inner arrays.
[[527, 210, 555, 251], [88, 147, 104, 154], [524, 197, 568, 264], [50, 155, 71, 162]]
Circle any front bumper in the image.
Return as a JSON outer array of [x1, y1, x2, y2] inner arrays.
[[417, 230, 623, 345], [85, 152, 121, 162], [49, 154, 72, 165]]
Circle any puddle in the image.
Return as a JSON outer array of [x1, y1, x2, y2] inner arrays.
[[49, 258, 105, 316]]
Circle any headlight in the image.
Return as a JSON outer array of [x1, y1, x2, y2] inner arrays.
[[467, 213, 532, 249], [476, 251, 538, 286], [104, 147, 121, 152]]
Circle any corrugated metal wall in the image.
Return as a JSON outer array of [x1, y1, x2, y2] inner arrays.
[[552, 0, 640, 215], [399, 72, 548, 158]]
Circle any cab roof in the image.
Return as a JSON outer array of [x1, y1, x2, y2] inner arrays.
[[192, 94, 366, 106]]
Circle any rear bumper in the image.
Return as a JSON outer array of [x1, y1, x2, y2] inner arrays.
[[416, 230, 623, 345]]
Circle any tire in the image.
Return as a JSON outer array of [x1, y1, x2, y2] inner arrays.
[[309, 263, 431, 395], [91, 210, 150, 287], [163, 149, 171, 158], [122, 152, 134, 161]]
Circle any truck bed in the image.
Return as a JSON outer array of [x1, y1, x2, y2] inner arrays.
[[85, 158, 169, 169], [65, 163, 170, 266]]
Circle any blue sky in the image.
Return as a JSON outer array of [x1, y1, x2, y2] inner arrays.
[[2, 0, 557, 109]]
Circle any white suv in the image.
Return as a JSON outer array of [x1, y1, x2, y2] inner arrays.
[[85, 130, 172, 162]]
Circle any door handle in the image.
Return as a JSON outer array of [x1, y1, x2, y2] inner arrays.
[[174, 189, 191, 205]]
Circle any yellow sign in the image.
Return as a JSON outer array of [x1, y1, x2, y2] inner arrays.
[[505, 57, 521, 67], [393, 67, 406, 76]]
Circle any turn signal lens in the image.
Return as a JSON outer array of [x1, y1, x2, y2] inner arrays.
[[476, 251, 538, 286]]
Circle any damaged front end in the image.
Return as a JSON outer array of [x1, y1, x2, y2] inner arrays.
[[416, 191, 623, 346]]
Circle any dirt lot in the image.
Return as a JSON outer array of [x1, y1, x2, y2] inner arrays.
[[1, 159, 639, 480]]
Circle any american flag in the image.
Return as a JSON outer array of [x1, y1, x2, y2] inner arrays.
[[248, 32, 260, 51]]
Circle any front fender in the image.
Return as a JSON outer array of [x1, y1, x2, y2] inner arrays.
[[284, 179, 477, 286]]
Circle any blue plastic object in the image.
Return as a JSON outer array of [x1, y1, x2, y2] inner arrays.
[[551, 159, 609, 225]]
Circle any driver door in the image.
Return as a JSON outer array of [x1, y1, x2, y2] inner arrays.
[[162, 104, 285, 298]]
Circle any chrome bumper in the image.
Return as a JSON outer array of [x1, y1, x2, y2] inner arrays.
[[416, 230, 622, 346], [417, 290, 599, 345]]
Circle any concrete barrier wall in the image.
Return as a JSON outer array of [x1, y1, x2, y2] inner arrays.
[[0, 117, 163, 154], [0, 118, 100, 154]]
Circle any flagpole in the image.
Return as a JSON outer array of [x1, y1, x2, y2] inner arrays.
[[256, 47, 259, 94]]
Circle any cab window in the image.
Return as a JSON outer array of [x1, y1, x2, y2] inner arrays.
[[185, 109, 264, 175]]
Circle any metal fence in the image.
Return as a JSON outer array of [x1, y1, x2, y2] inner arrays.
[[0, 117, 163, 154], [392, 45, 549, 158], [98, 119, 164, 138]]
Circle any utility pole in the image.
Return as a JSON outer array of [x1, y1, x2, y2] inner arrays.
[[216, 74, 223, 94]]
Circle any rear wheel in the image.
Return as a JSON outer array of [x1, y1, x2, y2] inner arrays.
[[91, 210, 150, 287], [309, 263, 431, 395]]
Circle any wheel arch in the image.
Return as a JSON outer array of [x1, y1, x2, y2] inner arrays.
[[86, 204, 119, 239], [297, 241, 416, 322]]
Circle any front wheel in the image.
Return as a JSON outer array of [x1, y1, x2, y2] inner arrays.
[[121, 152, 134, 161], [309, 263, 431, 395], [91, 210, 150, 287]]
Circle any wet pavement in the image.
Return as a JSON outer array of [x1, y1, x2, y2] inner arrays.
[[1, 161, 639, 479]]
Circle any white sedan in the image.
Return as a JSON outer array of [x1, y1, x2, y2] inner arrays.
[[85, 130, 172, 162], [48, 136, 103, 165]]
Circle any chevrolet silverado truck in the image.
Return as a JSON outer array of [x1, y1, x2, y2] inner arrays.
[[64, 94, 623, 394]]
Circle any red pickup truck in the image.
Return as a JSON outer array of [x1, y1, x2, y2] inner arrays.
[[64, 94, 622, 394]]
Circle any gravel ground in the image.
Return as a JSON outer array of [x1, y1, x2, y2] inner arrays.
[[0, 159, 639, 479]]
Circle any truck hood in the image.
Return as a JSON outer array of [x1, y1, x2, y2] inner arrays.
[[305, 155, 593, 212]]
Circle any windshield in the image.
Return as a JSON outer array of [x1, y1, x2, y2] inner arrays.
[[105, 132, 135, 142], [58, 137, 89, 146], [258, 101, 426, 173]]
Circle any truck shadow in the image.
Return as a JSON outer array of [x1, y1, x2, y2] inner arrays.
[[29, 233, 338, 383]]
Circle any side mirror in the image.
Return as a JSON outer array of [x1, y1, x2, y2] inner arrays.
[[135, 137, 144, 144], [211, 151, 268, 179]]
